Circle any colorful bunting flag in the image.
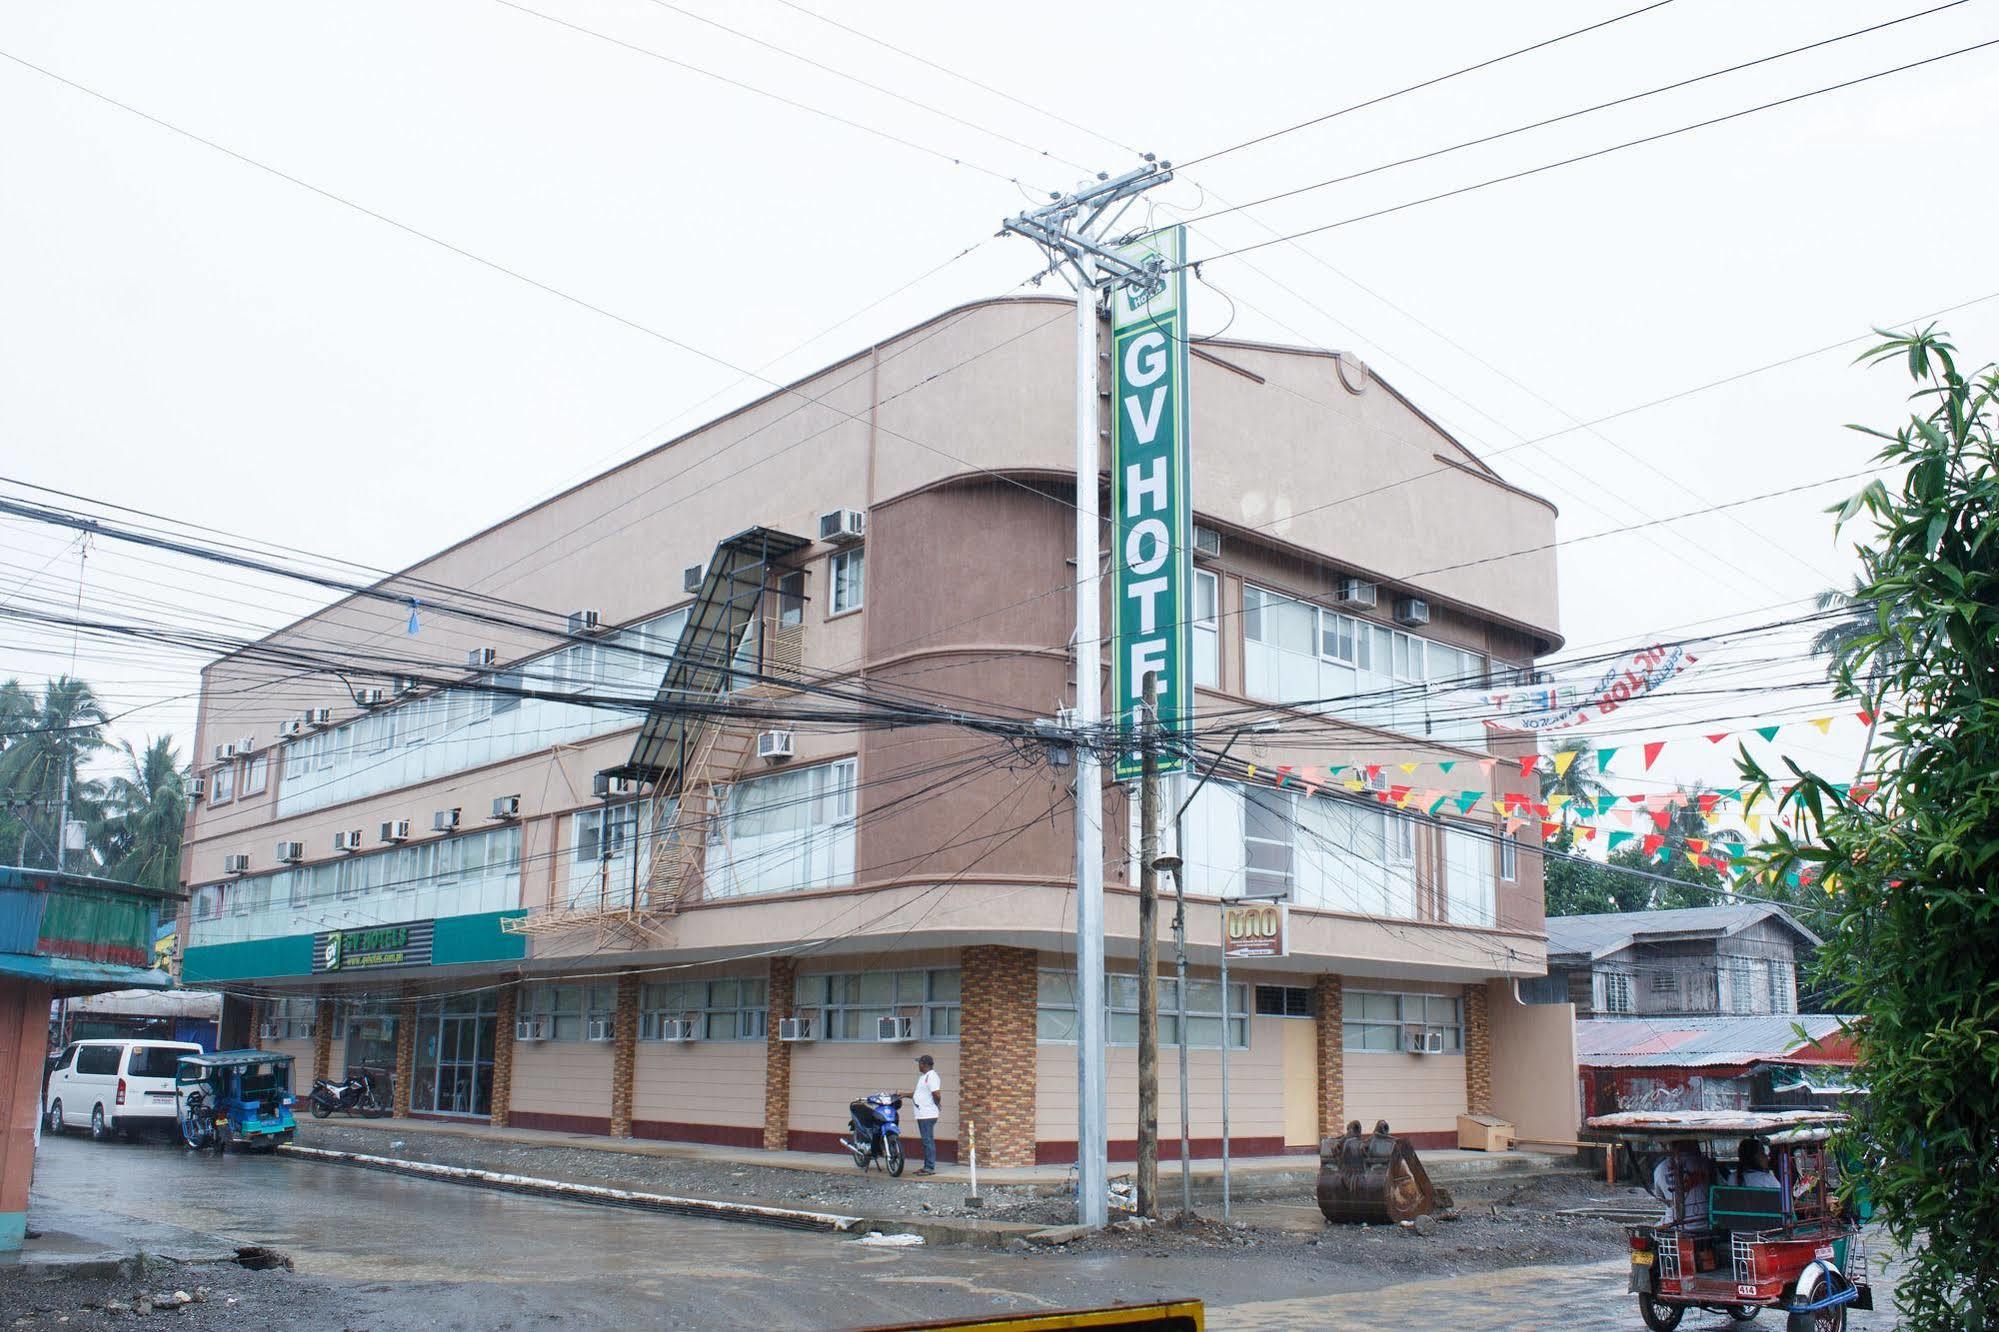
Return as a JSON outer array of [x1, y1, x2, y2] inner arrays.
[[1856, 711, 1874, 727], [1454, 792, 1481, 814], [1541, 821, 1561, 841], [1755, 725, 1781, 743], [1705, 733, 1729, 744], [1518, 754, 1540, 777], [1810, 717, 1833, 734], [1597, 747, 1617, 773], [1641, 833, 1665, 857], [1607, 830, 1635, 851], [1438, 761, 1457, 774], [1643, 741, 1666, 770], [1553, 749, 1578, 778]]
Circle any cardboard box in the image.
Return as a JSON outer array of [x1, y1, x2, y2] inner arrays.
[[1458, 1113, 1515, 1152]]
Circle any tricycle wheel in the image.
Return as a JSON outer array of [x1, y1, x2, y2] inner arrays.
[[885, 1136, 905, 1178], [1639, 1295, 1685, 1332], [1786, 1308, 1844, 1332], [1731, 1307, 1762, 1323]]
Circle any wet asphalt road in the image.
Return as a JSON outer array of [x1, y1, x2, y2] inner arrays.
[[24, 1135, 1893, 1331]]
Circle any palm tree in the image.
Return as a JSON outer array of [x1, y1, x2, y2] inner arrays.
[[1811, 575, 1909, 694], [0, 677, 108, 868], [95, 736, 187, 892], [1539, 738, 1611, 824]]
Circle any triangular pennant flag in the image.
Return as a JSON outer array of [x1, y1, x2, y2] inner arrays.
[[1607, 830, 1635, 851], [1613, 808, 1634, 828], [1541, 821, 1562, 841], [1532, 803, 1551, 820], [1553, 749, 1578, 778], [1857, 710, 1875, 727], [1548, 794, 1569, 814], [1438, 760, 1457, 774], [1685, 850, 1703, 868], [1505, 816, 1526, 834], [1686, 838, 1708, 854], [1755, 725, 1781, 743], [1518, 754, 1541, 778], [1626, 793, 1647, 804], [1705, 733, 1729, 745], [1388, 784, 1412, 803], [1697, 793, 1720, 816], [1429, 794, 1450, 816], [1329, 765, 1348, 776], [1595, 794, 1619, 816], [1641, 833, 1665, 856], [1650, 810, 1671, 830], [406, 598, 422, 636], [1365, 764, 1383, 782], [1455, 791, 1481, 814], [1597, 747, 1617, 773], [1643, 740, 1666, 770], [1745, 813, 1763, 835], [1851, 782, 1877, 806], [1579, 826, 1598, 842], [1810, 717, 1833, 734], [1726, 843, 1747, 861], [1399, 762, 1419, 776]]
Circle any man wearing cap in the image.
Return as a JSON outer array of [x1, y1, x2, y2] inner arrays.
[[911, 1054, 943, 1176]]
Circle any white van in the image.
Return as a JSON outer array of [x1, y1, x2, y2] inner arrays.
[[45, 1039, 203, 1140]]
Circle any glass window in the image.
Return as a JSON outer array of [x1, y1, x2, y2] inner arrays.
[[777, 570, 807, 628], [209, 763, 235, 804], [1242, 787, 1294, 899], [240, 753, 269, 797], [1602, 972, 1635, 1014], [830, 549, 865, 614], [1193, 569, 1219, 688], [1036, 969, 1247, 1049], [1254, 984, 1312, 1017], [1499, 832, 1518, 882], [705, 759, 857, 899], [795, 969, 958, 1042], [1342, 990, 1464, 1053]]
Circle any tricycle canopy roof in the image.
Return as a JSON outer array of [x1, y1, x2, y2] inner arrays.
[[176, 1049, 294, 1072], [1586, 1108, 1847, 1142]]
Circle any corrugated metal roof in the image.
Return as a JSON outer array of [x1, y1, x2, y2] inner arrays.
[[1576, 1014, 1855, 1068], [1545, 905, 1820, 962]]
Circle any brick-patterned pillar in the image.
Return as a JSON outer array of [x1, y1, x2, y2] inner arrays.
[[958, 945, 1038, 1167], [248, 1000, 263, 1051], [1313, 975, 1345, 1142], [609, 974, 640, 1138], [392, 989, 418, 1119], [490, 983, 517, 1128], [1464, 983, 1493, 1115], [312, 997, 334, 1082], [763, 958, 796, 1151]]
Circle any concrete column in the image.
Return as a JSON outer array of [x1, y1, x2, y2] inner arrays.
[[763, 958, 796, 1151], [312, 997, 334, 1083], [1313, 975, 1345, 1141], [0, 979, 53, 1251], [609, 974, 640, 1138], [958, 945, 1038, 1167], [393, 988, 418, 1118], [490, 983, 517, 1128], [1464, 984, 1493, 1115]]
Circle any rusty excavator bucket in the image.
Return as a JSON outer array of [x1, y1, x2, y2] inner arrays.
[[1317, 1120, 1438, 1224]]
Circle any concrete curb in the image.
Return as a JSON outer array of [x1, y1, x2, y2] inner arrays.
[[278, 1145, 866, 1234]]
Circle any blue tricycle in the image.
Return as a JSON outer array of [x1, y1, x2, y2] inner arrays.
[[176, 1051, 298, 1152]]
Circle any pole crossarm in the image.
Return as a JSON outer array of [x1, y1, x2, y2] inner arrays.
[[1001, 161, 1176, 294]]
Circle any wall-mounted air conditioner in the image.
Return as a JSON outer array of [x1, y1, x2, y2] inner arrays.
[[585, 1017, 614, 1043], [592, 772, 637, 799], [757, 730, 795, 763], [818, 508, 867, 543], [1192, 524, 1222, 559], [257, 1021, 283, 1041], [1404, 1025, 1444, 1055], [306, 708, 333, 727], [275, 840, 305, 864], [188, 777, 207, 799], [379, 820, 411, 844], [1422, 1029, 1447, 1054], [490, 794, 522, 821], [214, 743, 237, 762], [224, 853, 251, 874], [683, 564, 705, 593], [356, 687, 387, 707], [278, 719, 305, 739], [1335, 577, 1378, 609], [778, 1016, 816, 1043], [658, 1019, 697, 1043], [567, 609, 604, 636], [236, 736, 256, 754], [876, 1015, 916, 1043], [466, 647, 497, 669], [433, 808, 461, 832], [333, 830, 362, 853], [1393, 596, 1431, 627], [515, 1016, 550, 1043], [392, 675, 419, 696]]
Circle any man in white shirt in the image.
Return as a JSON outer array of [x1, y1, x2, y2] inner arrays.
[[1735, 1139, 1781, 1190], [911, 1054, 942, 1176], [1651, 1141, 1712, 1226]]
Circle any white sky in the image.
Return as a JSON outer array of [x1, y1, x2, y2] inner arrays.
[[3, 0, 1995, 798]]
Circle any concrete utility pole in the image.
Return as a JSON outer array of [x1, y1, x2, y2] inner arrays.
[[1136, 675, 1161, 1218], [1002, 160, 1174, 1229]]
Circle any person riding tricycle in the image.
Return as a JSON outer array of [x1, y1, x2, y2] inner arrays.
[[1589, 1110, 1873, 1332], [175, 1051, 299, 1152]]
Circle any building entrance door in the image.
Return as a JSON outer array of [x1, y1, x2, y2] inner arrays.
[[412, 993, 497, 1116]]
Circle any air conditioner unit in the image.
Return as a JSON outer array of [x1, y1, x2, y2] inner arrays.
[[567, 609, 604, 636], [585, 1017, 614, 1043], [379, 819, 411, 844], [1422, 1029, 1447, 1055], [818, 508, 867, 543], [1335, 577, 1378, 609], [466, 647, 497, 669], [236, 735, 256, 754], [658, 1018, 697, 1043], [432, 808, 461, 832], [592, 772, 637, 799], [757, 730, 795, 763], [275, 840, 305, 864], [391, 675, 419, 696], [778, 1016, 816, 1043], [224, 853, 251, 874], [278, 719, 305, 739], [683, 564, 705, 593], [257, 1021, 283, 1041], [490, 794, 522, 821], [333, 829, 362, 852], [876, 1015, 916, 1043], [514, 1016, 550, 1043], [188, 777, 207, 799], [306, 707, 333, 727], [214, 743, 237, 762], [1393, 596, 1431, 627], [356, 687, 387, 707], [1192, 524, 1222, 559]]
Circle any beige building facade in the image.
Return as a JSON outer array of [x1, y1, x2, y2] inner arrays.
[[179, 296, 1578, 1164]]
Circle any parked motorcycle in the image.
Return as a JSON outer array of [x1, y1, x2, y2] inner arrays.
[[840, 1093, 905, 1176], [308, 1070, 389, 1119]]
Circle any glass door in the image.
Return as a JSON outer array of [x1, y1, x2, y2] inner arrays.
[[411, 993, 498, 1116]]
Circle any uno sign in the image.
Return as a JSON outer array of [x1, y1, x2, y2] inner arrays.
[[1223, 903, 1287, 959]]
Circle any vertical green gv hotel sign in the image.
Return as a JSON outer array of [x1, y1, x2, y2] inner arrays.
[[1110, 225, 1191, 781]]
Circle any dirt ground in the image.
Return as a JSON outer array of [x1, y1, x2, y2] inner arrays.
[[0, 1254, 344, 1332]]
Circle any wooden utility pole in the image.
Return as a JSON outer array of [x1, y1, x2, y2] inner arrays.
[[1136, 675, 1161, 1218]]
